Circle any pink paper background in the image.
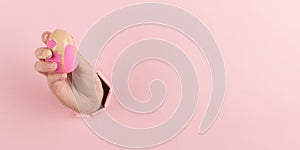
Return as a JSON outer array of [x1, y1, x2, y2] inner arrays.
[[1, 0, 300, 149]]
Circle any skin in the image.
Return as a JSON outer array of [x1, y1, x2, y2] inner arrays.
[[34, 31, 104, 114]]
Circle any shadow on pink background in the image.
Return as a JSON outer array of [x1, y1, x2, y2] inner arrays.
[[0, 0, 299, 149]]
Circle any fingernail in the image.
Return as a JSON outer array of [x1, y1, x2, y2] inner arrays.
[[40, 50, 52, 59], [61, 74, 67, 79], [50, 63, 57, 69]]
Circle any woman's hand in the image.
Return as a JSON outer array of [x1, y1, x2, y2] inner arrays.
[[34, 31, 103, 114]]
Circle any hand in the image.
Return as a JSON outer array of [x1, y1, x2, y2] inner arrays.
[[34, 31, 104, 114]]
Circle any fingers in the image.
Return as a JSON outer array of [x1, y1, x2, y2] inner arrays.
[[35, 47, 52, 60], [34, 61, 57, 73], [35, 31, 56, 77], [47, 73, 68, 85], [41, 31, 51, 45]]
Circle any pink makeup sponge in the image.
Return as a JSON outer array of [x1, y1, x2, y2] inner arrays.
[[45, 29, 78, 73]]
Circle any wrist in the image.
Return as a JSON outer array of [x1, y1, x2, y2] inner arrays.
[[74, 72, 111, 116]]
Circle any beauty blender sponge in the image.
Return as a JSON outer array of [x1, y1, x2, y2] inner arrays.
[[45, 29, 77, 73]]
